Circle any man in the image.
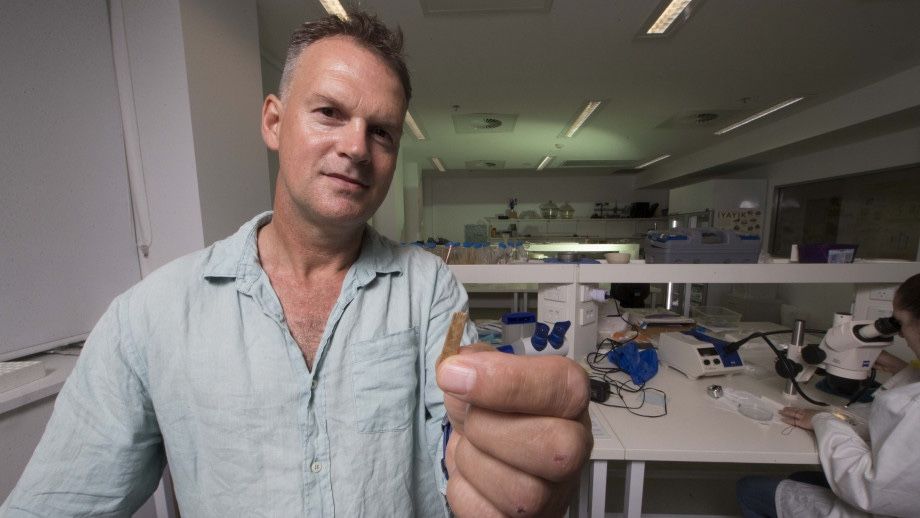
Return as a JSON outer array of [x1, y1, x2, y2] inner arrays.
[[1, 11, 591, 517]]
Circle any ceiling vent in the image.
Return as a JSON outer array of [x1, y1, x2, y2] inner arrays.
[[464, 160, 505, 169], [560, 160, 634, 168], [421, 0, 553, 15], [657, 109, 742, 129], [452, 113, 517, 134]]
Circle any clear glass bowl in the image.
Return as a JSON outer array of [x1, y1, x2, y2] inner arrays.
[[540, 200, 559, 219], [559, 202, 575, 219]]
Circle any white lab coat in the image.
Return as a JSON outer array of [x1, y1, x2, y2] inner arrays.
[[775, 366, 920, 518]]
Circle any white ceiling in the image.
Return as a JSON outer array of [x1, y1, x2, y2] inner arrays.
[[256, 0, 920, 182]]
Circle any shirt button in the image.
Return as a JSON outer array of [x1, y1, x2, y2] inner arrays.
[[311, 462, 323, 473]]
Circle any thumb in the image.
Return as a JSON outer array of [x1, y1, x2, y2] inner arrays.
[[437, 344, 493, 432]]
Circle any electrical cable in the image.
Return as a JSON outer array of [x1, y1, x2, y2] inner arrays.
[[586, 336, 668, 418], [727, 330, 830, 407]]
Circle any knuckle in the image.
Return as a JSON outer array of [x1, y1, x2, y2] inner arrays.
[[505, 477, 553, 517], [544, 421, 590, 479]]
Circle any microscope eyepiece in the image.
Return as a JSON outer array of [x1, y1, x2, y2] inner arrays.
[[874, 316, 901, 336], [855, 316, 901, 340]]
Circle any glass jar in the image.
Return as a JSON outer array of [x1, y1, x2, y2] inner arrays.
[[540, 200, 559, 219], [559, 202, 575, 219]]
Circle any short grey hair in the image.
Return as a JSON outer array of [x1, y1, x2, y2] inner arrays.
[[279, 10, 411, 104]]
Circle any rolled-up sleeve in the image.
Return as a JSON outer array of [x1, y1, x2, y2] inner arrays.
[[1, 295, 164, 517]]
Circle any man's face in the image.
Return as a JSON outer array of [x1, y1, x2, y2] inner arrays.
[[262, 36, 406, 229]]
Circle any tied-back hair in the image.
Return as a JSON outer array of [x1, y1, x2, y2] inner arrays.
[[279, 10, 411, 103], [895, 272, 920, 319]]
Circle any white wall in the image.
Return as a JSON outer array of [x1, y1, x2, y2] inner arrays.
[[668, 179, 767, 215], [681, 118, 920, 328], [2, 2, 271, 515], [372, 153, 407, 242], [636, 64, 920, 188], [403, 162, 423, 242], [754, 125, 920, 329], [121, 0, 205, 273], [123, 0, 270, 274], [179, 0, 272, 245], [749, 125, 920, 246], [423, 172, 668, 241]]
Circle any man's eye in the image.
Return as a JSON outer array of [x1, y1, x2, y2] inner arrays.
[[319, 107, 336, 118], [371, 127, 392, 141]]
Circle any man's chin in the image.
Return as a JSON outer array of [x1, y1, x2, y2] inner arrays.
[[306, 203, 376, 228]]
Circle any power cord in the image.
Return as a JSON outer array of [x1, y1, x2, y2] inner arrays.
[[586, 337, 668, 418], [726, 329, 830, 407]]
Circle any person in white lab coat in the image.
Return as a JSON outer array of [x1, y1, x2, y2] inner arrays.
[[737, 272, 920, 518]]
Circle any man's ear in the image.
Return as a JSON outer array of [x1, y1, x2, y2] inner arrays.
[[261, 94, 282, 151]]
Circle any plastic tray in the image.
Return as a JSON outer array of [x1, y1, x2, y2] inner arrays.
[[691, 306, 741, 328]]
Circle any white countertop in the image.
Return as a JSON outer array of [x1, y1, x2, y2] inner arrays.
[[589, 339, 845, 464], [0, 347, 81, 415]]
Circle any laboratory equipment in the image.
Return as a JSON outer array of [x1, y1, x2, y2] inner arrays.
[[645, 227, 761, 264], [589, 378, 611, 403], [706, 384, 724, 399], [514, 321, 571, 356], [501, 312, 536, 346], [539, 200, 559, 219], [728, 314, 901, 406], [657, 329, 745, 379], [691, 306, 742, 328], [801, 313, 899, 381]]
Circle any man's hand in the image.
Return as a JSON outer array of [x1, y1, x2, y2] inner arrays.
[[437, 345, 593, 517], [778, 406, 821, 431]]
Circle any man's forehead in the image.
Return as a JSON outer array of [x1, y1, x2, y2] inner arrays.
[[290, 37, 405, 102]]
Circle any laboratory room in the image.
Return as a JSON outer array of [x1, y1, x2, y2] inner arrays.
[[2, 0, 920, 517]]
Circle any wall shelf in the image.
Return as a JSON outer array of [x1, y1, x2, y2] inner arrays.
[[451, 261, 920, 285], [485, 217, 667, 242]]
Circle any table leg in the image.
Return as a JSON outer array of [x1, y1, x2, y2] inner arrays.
[[590, 460, 607, 518], [513, 292, 519, 312], [574, 461, 590, 518], [623, 460, 645, 518]]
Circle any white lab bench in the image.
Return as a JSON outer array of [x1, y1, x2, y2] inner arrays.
[[451, 260, 920, 517], [584, 338, 845, 518]]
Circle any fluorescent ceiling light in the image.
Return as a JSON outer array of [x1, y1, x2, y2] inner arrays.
[[636, 154, 671, 169], [647, 0, 693, 35], [714, 97, 805, 135], [562, 101, 603, 138], [430, 157, 446, 172], [318, 0, 349, 20], [536, 155, 555, 170], [404, 111, 426, 140]]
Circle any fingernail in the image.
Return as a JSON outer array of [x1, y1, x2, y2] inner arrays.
[[439, 359, 476, 395]]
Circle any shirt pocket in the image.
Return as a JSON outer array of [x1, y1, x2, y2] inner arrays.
[[350, 326, 420, 433]]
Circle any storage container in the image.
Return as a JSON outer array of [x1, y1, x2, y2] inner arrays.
[[797, 244, 858, 264], [644, 228, 761, 264]]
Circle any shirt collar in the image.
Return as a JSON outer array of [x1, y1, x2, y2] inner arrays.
[[202, 212, 403, 286]]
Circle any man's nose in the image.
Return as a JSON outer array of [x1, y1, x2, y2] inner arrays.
[[337, 120, 371, 164]]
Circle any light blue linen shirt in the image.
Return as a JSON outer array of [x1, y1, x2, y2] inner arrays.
[[2, 212, 476, 517]]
